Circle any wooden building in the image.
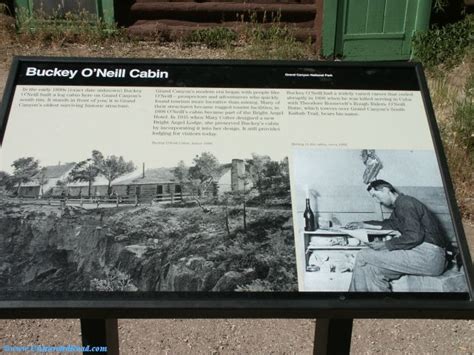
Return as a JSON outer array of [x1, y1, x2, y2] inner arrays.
[[18, 162, 75, 197], [112, 167, 179, 203], [67, 175, 111, 198]]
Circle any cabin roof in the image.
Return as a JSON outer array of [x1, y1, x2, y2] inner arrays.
[[113, 168, 176, 185], [22, 163, 76, 187], [39, 162, 76, 179]]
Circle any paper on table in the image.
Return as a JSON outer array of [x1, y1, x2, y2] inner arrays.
[[335, 228, 370, 244], [344, 229, 370, 244]]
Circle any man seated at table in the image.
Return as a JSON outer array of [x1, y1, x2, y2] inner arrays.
[[345, 179, 448, 292]]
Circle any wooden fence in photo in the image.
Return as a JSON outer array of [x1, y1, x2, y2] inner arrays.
[[8, 191, 193, 208]]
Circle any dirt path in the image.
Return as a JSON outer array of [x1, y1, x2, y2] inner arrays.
[[0, 316, 473, 354]]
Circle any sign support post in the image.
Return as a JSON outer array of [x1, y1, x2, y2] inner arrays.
[[313, 318, 353, 355], [80, 319, 119, 355]]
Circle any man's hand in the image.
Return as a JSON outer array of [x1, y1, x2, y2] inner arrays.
[[392, 231, 402, 238], [367, 241, 387, 250], [345, 222, 364, 230]]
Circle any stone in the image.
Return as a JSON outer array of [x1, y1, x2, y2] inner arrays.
[[124, 245, 149, 258]]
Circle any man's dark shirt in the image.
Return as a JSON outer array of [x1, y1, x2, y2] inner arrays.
[[366, 194, 448, 251]]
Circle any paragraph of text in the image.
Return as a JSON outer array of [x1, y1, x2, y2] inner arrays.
[[287, 90, 414, 118], [17, 86, 142, 109], [152, 88, 283, 138]]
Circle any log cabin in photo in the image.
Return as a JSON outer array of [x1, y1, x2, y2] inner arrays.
[[18, 162, 75, 198]]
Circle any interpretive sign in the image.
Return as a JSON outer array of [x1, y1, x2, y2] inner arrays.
[[0, 57, 472, 318]]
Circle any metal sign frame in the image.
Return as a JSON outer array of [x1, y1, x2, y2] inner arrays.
[[0, 57, 472, 319]]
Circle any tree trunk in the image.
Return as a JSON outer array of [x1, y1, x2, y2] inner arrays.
[[243, 196, 247, 233], [193, 196, 210, 213], [88, 180, 92, 198], [225, 202, 230, 237]]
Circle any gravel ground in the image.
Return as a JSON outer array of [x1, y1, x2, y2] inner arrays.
[[0, 316, 474, 354], [0, 13, 473, 354]]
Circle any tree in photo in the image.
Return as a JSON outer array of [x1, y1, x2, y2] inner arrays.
[[248, 153, 284, 193], [56, 179, 68, 195], [235, 155, 291, 233], [173, 160, 189, 184], [247, 154, 271, 193], [37, 167, 49, 197], [93, 150, 135, 195], [248, 154, 290, 194], [188, 152, 221, 195], [0, 171, 15, 194], [173, 160, 190, 203], [68, 158, 100, 197], [234, 171, 254, 233], [279, 157, 290, 188], [174, 153, 221, 212], [11, 157, 40, 196]]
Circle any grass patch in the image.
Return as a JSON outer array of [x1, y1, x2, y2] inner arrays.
[[240, 24, 312, 60], [429, 60, 474, 220], [15, 8, 122, 44], [234, 12, 315, 60], [185, 27, 237, 48], [9, 7, 315, 59], [432, 0, 449, 13], [0, 3, 12, 16], [418, 13, 473, 220], [453, 85, 474, 155], [412, 15, 473, 70], [181, 12, 315, 59]]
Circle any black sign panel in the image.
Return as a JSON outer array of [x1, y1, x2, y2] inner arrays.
[[0, 57, 472, 318]]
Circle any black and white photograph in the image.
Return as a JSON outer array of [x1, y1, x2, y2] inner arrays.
[[292, 148, 469, 293], [0, 149, 297, 292]]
